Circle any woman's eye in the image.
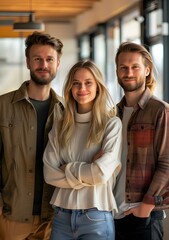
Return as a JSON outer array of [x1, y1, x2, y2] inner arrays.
[[73, 82, 79, 86], [86, 81, 92, 85]]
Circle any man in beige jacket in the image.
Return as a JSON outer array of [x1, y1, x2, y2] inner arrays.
[[0, 31, 64, 240]]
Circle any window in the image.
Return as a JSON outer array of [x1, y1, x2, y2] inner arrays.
[[121, 8, 141, 43], [106, 21, 121, 103], [0, 38, 29, 94], [150, 43, 163, 99]]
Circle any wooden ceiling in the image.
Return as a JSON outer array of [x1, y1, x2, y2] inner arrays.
[[0, 0, 100, 37]]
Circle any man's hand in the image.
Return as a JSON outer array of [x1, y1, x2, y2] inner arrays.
[[124, 202, 155, 218]]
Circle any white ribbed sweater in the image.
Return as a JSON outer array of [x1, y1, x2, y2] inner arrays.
[[43, 111, 122, 212]]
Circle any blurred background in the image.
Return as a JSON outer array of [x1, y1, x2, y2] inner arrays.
[[0, 0, 169, 238]]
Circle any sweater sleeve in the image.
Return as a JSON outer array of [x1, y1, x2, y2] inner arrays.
[[65, 117, 122, 189], [43, 123, 73, 189]]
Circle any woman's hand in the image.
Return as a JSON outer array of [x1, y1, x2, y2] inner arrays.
[[60, 164, 67, 172]]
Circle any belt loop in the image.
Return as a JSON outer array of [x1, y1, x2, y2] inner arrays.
[[82, 208, 97, 214]]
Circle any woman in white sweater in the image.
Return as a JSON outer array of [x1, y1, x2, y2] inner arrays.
[[43, 60, 122, 240]]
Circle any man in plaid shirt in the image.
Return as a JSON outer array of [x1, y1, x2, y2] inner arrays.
[[114, 42, 169, 240]]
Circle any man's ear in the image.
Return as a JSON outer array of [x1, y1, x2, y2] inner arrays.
[[57, 59, 60, 69], [26, 57, 30, 70], [146, 67, 150, 76]]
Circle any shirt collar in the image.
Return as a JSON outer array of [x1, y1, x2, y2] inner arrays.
[[117, 87, 153, 111]]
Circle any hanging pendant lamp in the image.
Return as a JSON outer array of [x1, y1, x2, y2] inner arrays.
[[13, 12, 44, 31]]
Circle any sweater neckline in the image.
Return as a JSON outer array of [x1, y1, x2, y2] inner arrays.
[[75, 111, 91, 123]]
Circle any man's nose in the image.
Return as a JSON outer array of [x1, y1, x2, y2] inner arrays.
[[126, 68, 134, 76], [39, 59, 48, 68]]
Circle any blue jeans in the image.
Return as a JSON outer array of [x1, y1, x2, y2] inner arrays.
[[50, 207, 115, 240]]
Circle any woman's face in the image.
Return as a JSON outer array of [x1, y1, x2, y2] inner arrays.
[[71, 68, 98, 113]]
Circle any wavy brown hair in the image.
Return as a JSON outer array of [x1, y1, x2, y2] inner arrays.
[[25, 31, 63, 59]]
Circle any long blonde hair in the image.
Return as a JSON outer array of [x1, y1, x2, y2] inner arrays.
[[115, 42, 156, 92], [58, 60, 116, 148]]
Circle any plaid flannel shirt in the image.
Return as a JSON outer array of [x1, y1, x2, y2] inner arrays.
[[117, 88, 169, 209]]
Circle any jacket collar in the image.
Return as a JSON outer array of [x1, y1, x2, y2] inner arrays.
[[11, 80, 63, 107], [12, 81, 29, 103]]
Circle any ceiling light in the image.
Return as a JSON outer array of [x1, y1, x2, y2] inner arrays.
[[13, 12, 45, 31]]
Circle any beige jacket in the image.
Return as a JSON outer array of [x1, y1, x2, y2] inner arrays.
[[0, 81, 64, 223]]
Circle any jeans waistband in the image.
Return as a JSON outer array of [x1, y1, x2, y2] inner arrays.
[[151, 210, 164, 220], [55, 207, 98, 214]]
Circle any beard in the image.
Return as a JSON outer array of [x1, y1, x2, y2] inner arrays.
[[30, 68, 56, 86], [118, 77, 145, 92]]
